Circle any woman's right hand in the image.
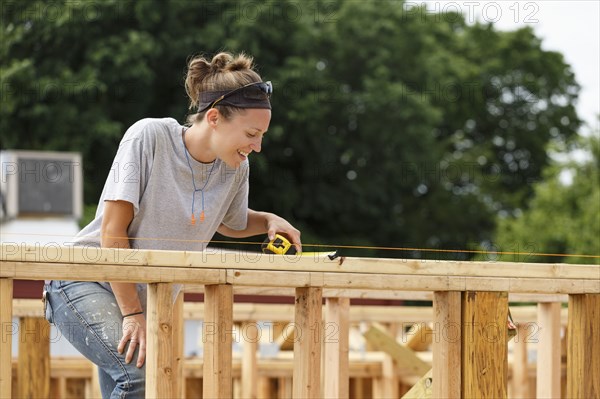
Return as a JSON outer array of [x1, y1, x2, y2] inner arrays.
[[119, 313, 146, 368]]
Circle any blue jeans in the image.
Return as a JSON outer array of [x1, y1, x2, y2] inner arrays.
[[44, 280, 146, 399]]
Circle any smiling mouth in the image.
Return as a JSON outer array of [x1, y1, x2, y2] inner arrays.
[[237, 150, 249, 157]]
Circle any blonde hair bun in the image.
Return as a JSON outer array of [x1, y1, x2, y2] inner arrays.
[[185, 51, 262, 117]]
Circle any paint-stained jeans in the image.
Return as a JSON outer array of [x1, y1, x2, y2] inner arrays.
[[44, 280, 146, 399]]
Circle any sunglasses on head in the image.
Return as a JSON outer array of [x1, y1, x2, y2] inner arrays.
[[207, 81, 273, 110]]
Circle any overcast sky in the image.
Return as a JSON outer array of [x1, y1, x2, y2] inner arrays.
[[421, 0, 600, 136]]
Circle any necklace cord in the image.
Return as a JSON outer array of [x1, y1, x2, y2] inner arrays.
[[183, 128, 216, 224]]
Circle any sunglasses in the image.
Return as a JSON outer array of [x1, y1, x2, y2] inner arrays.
[[207, 81, 273, 110]]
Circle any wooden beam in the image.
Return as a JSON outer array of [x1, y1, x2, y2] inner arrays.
[[292, 287, 323, 398], [1, 261, 226, 284], [363, 323, 430, 376], [4, 260, 598, 294], [12, 298, 569, 326], [231, 269, 599, 294], [146, 283, 174, 398], [324, 297, 350, 399], [461, 291, 508, 398], [2, 244, 598, 280], [401, 369, 433, 399], [187, 286, 569, 303], [173, 290, 185, 399], [405, 323, 433, 352], [432, 291, 461, 399], [241, 320, 258, 399], [567, 294, 600, 398], [275, 322, 295, 351], [203, 284, 233, 398], [536, 302, 561, 398], [0, 278, 13, 399]]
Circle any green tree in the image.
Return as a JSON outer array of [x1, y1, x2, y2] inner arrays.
[[490, 133, 599, 264]]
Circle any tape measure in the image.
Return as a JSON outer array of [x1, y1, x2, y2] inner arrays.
[[261, 234, 297, 255]]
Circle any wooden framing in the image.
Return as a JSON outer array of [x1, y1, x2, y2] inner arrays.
[[511, 323, 530, 398], [173, 291, 185, 398], [17, 316, 50, 398], [461, 291, 508, 398], [1, 244, 598, 398], [241, 320, 258, 399], [0, 278, 13, 398], [2, 245, 596, 280], [364, 323, 429, 377], [202, 284, 233, 398], [567, 294, 600, 398], [11, 298, 570, 325], [432, 291, 461, 398], [323, 297, 350, 399], [146, 283, 174, 398], [292, 287, 322, 398], [536, 302, 562, 397]]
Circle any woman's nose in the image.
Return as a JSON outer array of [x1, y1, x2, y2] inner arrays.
[[250, 138, 262, 153]]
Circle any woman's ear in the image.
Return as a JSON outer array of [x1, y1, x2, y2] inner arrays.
[[205, 108, 220, 128]]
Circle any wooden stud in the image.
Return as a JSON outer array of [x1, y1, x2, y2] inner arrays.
[[433, 291, 461, 399], [233, 377, 241, 398], [257, 377, 272, 399], [17, 317, 50, 398], [146, 282, 174, 398], [185, 377, 202, 399], [536, 302, 561, 398], [56, 377, 67, 398], [292, 287, 323, 398], [203, 284, 233, 399], [461, 291, 508, 399], [383, 323, 401, 398], [241, 320, 258, 399], [567, 294, 600, 398], [173, 290, 185, 399], [0, 278, 13, 399], [511, 323, 530, 399], [324, 297, 350, 399], [278, 377, 293, 398], [89, 364, 102, 399]]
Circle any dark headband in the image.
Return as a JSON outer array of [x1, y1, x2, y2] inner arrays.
[[197, 81, 272, 113]]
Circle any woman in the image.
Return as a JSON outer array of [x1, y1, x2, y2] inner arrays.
[[44, 52, 301, 398]]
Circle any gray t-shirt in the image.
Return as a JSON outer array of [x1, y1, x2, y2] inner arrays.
[[75, 117, 249, 251]]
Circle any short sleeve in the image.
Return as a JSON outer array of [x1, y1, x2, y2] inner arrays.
[[102, 127, 154, 215], [221, 164, 249, 230]]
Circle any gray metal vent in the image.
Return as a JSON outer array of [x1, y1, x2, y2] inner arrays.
[[1, 150, 82, 219]]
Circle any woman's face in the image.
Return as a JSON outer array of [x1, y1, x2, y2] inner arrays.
[[212, 108, 271, 168]]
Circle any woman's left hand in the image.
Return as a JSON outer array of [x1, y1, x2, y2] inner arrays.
[[265, 213, 302, 253]]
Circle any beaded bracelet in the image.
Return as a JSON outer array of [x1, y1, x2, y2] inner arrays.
[[122, 311, 144, 319]]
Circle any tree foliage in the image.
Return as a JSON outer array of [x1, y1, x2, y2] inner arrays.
[[1, 0, 584, 257], [491, 133, 599, 265]]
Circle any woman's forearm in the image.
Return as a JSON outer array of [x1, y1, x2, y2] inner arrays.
[[101, 200, 142, 315], [217, 209, 269, 238]]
